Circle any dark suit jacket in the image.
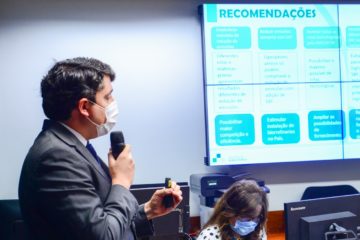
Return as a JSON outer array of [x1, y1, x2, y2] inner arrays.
[[18, 120, 153, 240]]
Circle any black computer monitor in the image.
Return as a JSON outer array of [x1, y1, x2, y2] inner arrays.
[[284, 194, 360, 240]]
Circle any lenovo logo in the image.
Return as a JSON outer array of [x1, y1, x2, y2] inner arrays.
[[290, 206, 306, 211]]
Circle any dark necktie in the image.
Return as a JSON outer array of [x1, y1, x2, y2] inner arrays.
[[86, 141, 101, 165]]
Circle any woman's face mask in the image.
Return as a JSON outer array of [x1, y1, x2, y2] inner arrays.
[[87, 100, 119, 137], [231, 219, 258, 236]]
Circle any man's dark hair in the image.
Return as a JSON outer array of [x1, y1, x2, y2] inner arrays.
[[41, 57, 115, 121]]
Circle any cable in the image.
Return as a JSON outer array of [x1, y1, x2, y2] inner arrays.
[[172, 208, 193, 240], [179, 232, 193, 240]]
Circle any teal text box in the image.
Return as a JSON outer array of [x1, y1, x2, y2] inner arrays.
[[346, 27, 360, 48], [211, 27, 251, 49], [258, 28, 297, 50], [262, 113, 300, 144], [349, 109, 360, 139], [304, 27, 341, 49], [206, 4, 217, 23], [308, 110, 345, 141], [215, 114, 255, 146]]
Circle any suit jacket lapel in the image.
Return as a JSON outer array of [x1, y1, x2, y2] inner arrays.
[[75, 142, 111, 182], [43, 120, 111, 181]]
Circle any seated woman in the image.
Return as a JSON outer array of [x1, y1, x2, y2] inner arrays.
[[197, 179, 268, 240]]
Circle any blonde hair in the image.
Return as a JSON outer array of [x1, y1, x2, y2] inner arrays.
[[201, 179, 268, 240]]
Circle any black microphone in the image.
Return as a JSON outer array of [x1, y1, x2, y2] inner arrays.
[[110, 131, 125, 159]]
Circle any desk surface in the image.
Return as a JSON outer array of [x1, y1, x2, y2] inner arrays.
[[268, 233, 285, 240]]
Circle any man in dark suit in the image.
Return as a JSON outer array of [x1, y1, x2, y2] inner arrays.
[[18, 57, 182, 240]]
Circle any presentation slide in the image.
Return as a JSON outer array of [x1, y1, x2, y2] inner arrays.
[[202, 4, 360, 166]]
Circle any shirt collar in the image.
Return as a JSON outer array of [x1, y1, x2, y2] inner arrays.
[[59, 122, 87, 146]]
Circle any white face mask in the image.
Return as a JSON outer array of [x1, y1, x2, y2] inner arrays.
[[87, 100, 119, 137]]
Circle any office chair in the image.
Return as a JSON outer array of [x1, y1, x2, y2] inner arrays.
[[301, 184, 359, 200], [0, 199, 27, 240]]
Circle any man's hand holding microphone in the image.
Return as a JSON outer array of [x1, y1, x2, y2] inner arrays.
[[108, 131, 183, 219], [108, 131, 134, 189]]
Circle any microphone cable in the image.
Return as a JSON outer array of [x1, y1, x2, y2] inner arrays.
[[172, 208, 193, 240]]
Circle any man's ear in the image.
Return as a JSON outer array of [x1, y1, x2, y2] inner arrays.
[[78, 98, 91, 117]]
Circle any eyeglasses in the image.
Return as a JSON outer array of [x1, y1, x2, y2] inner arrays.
[[237, 216, 260, 223]]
